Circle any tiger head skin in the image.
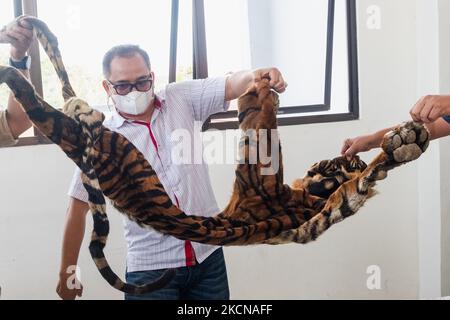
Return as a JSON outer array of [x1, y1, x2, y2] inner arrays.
[[295, 156, 368, 199]]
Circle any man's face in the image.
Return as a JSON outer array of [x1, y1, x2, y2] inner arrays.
[[103, 53, 154, 97]]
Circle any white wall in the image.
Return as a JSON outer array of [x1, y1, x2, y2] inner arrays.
[[438, 0, 450, 297], [416, 0, 442, 299], [0, 0, 448, 299], [0, 145, 128, 300]]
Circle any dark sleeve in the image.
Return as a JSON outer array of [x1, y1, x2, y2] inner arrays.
[[444, 116, 450, 124]]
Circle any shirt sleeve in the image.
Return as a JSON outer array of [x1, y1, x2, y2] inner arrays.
[[68, 167, 89, 203], [443, 116, 450, 124], [179, 76, 231, 123], [0, 110, 18, 147]]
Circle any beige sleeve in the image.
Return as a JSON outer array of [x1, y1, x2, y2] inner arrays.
[[0, 110, 18, 147]]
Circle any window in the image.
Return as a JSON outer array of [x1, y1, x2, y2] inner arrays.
[[175, 0, 193, 82], [0, 0, 34, 138], [202, 0, 359, 130], [2, 0, 358, 147]]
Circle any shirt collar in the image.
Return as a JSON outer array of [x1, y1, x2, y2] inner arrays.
[[107, 94, 164, 129]]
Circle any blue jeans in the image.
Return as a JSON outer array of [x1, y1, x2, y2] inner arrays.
[[125, 248, 230, 300]]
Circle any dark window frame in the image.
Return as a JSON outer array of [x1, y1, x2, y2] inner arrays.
[[202, 0, 360, 131], [10, 0, 51, 147], [7, 0, 358, 148]]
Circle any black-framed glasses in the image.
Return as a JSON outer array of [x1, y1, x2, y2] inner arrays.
[[108, 76, 153, 96]]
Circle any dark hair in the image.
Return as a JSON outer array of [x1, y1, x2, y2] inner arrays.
[[102, 44, 151, 78]]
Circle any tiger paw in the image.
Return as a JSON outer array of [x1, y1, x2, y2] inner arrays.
[[381, 121, 430, 164]]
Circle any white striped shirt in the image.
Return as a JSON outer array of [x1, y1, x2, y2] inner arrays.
[[68, 77, 230, 272]]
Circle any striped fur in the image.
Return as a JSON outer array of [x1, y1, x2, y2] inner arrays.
[[0, 17, 430, 294]]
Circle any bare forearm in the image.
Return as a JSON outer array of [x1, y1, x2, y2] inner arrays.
[[59, 202, 88, 275], [425, 118, 450, 140], [343, 125, 399, 158], [59, 219, 85, 275], [6, 69, 32, 138], [225, 70, 254, 101]]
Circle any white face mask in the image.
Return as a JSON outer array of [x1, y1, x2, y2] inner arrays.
[[111, 89, 154, 115]]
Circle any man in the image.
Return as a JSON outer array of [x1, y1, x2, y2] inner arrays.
[[342, 95, 450, 158], [56, 44, 287, 300], [0, 17, 33, 147]]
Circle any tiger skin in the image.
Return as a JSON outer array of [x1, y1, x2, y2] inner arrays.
[[0, 17, 429, 294]]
